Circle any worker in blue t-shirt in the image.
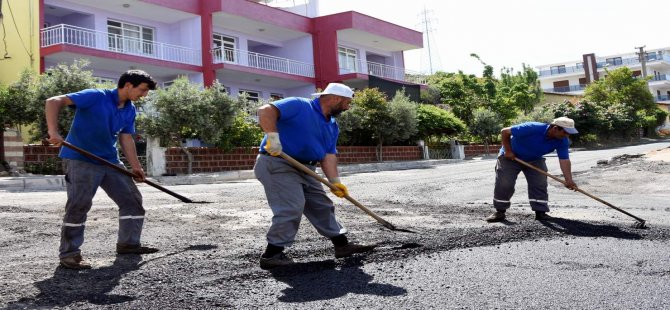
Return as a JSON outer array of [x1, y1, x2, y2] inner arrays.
[[254, 83, 375, 269], [46, 70, 158, 269], [486, 117, 579, 223]]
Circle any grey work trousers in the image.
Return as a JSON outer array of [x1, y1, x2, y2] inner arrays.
[[59, 159, 145, 258], [493, 157, 549, 212], [254, 154, 346, 247]]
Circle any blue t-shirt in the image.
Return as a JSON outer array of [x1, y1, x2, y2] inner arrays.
[[259, 97, 338, 162], [59, 88, 137, 164], [498, 122, 570, 161]]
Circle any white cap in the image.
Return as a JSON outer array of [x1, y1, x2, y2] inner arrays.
[[311, 83, 354, 99], [551, 116, 578, 134]]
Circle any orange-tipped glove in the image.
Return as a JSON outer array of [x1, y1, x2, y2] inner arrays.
[[264, 132, 282, 156], [328, 177, 348, 198]]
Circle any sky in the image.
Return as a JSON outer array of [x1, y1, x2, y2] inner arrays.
[[318, 0, 670, 76]]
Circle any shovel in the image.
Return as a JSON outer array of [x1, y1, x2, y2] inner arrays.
[[514, 157, 646, 228], [61, 141, 205, 204], [279, 152, 414, 233]]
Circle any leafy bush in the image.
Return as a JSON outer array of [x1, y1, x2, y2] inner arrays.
[[414, 104, 466, 143]]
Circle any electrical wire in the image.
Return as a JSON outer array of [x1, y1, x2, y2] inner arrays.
[[6, 0, 32, 59], [1, 16, 8, 60]]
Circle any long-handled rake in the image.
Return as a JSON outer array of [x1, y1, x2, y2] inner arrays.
[[61, 141, 207, 204], [279, 152, 414, 233], [514, 157, 647, 228]]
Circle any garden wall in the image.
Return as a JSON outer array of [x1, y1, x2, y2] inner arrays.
[[22, 144, 498, 175]]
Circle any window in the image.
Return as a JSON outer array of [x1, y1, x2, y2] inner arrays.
[[550, 65, 566, 75], [213, 34, 236, 63], [575, 62, 584, 69], [94, 76, 116, 85], [239, 90, 260, 102], [270, 93, 284, 101], [338, 46, 358, 73], [107, 20, 155, 55], [162, 80, 175, 88], [605, 57, 622, 66]]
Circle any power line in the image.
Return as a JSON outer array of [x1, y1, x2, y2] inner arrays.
[[6, 0, 32, 60], [417, 7, 440, 74]]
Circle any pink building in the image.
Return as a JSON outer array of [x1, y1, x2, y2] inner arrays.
[[40, 0, 425, 101]]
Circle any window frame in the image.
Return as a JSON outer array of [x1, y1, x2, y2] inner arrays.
[[213, 33, 237, 63], [107, 19, 155, 55], [338, 45, 358, 73]]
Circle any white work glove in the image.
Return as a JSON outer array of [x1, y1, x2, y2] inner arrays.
[[264, 132, 282, 156], [328, 177, 349, 198]]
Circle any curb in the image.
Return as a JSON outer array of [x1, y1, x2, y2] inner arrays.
[[0, 159, 465, 191], [0, 176, 66, 191]]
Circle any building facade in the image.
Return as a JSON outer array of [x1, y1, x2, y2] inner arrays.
[[35, 0, 424, 101], [536, 47, 670, 105]]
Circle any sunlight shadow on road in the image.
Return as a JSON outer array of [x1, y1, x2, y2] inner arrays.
[[7, 255, 142, 309], [539, 217, 642, 239], [269, 256, 406, 303], [6, 244, 218, 309]]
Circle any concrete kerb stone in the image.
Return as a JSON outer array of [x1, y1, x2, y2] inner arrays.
[[0, 176, 66, 191], [0, 159, 465, 191]]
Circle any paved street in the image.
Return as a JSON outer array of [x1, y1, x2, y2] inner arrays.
[[1, 142, 670, 309]]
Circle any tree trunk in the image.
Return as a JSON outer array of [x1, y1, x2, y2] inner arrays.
[[180, 147, 193, 175], [376, 137, 383, 162], [0, 129, 5, 168]]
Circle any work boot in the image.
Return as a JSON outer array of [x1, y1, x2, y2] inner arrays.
[[485, 210, 506, 222], [116, 244, 159, 254], [535, 211, 551, 221], [59, 254, 92, 270], [334, 242, 376, 258], [259, 252, 294, 270]]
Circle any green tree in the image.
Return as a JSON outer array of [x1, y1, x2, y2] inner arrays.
[[31, 60, 96, 142], [584, 67, 657, 138], [338, 88, 419, 160], [386, 89, 419, 145], [470, 108, 503, 154], [414, 104, 466, 143], [497, 64, 543, 119]]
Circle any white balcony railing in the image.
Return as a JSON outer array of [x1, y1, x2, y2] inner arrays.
[[41, 24, 202, 66], [212, 47, 315, 78], [340, 60, 427, 84]]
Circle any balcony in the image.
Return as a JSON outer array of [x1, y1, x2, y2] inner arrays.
[[538, 65, 585, 77], [657, 95, 670, 102], [340, 60, 427, 84], [41, 24, 202, 66], [543, 84, 586, 93], [211, 47, 315, 78]]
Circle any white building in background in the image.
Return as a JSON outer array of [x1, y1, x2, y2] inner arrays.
[[536, 47, 670, 106]]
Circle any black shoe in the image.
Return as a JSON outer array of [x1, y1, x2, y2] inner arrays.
[[485, 211, 506, 222], [334, 243, 376, 258], [259, 252, 294, 269], [59, 254, 92, 269], [535, 211, 551, 221], [116, 244, 159, 254]]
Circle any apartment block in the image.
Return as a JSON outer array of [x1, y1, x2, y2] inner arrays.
[[536, 47, 670, 105], [36, 0, 424, 101]]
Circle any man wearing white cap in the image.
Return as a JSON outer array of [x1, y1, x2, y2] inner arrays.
[[254, 83, 375, 269], [486, 116, 579, 223]]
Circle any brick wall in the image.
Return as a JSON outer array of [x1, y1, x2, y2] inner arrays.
[[464, 144, 501, 157], [337, 146, 422, 164], [23, 144, 63, 174], [4, 129, 24, 171], [164, 145, 423, 174], [165, 147, 260, 175], [23, 145, 424, 175]]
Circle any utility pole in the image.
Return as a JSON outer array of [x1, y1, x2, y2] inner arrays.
[[635, 45, 648, 78], [418, 7, 438, 74]]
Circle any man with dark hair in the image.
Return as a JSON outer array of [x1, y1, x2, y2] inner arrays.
[[486, 117, 579, 223], [254, 83, 375, 269], [46, 69, 158, 269]]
